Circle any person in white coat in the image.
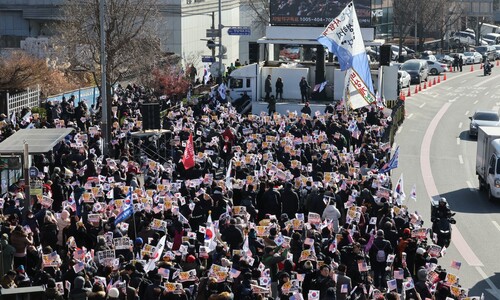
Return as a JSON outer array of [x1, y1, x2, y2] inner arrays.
[[322, 199, 341, 234]]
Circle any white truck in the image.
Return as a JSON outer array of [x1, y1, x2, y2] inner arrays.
[[476, 126, 500, 200]]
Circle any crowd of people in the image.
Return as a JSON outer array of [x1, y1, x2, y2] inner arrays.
[[0, 82, 472, 300]]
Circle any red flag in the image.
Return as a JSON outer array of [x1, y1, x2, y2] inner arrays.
[[182, 133, 195, 170]]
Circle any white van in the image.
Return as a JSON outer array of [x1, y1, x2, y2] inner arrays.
[[483, 33, 500, 45]]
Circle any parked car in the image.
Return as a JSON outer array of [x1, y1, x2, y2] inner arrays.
[[469, 110, 500, 138], [493, 45, 500, 59], [452, 31, 475, 45], [483, 33, 500, 45], [391, 45, 407, 61], [475, 45, 496, 61], [398, 70, 411, 88], [400, 59, 429, 83], [435, 54, 454, 66], [462, 51, 482, 64], [427, 60, 447, 75]]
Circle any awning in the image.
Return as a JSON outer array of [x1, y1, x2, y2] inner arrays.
[[0, 128, 74, 154]]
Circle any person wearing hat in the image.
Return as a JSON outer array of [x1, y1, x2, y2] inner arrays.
[[69, 276, 91, 300], [369, 229, 393, 289], [262, 245, 288, 284], [15, 265, 31, 287]]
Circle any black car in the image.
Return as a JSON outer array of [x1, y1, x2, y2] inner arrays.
[[400, 59, 429, 83]]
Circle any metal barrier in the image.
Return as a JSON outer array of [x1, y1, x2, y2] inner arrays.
[[0, 286, 46, 300], [382, 99, 405, 145]]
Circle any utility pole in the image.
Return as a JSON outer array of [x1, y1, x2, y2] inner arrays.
[[211, 12, 216, 64], [99, 0, 109, 156], [218, 0, 223, 84], [23, 142, 30, 220]]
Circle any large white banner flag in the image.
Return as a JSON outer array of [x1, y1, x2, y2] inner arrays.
[[318, 1, 375, 110]]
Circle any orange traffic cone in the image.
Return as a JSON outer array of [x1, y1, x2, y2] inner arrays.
[[418, 84, 422, 92], [433, 78, 437, 85], [414, 85, 418, 94], [443, 73, 447, 81], [407, 88, 411, 97], [428, 80, 432, 87], [400, 91, 405, 101], [423, 81, 427, 89], [470, 64, 474, 72], [497, 60, 499, 66], [437, 76, 441, 83], [449, 65, 453, 72]]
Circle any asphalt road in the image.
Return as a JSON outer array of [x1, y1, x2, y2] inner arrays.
[[391, 62, 500, 299]]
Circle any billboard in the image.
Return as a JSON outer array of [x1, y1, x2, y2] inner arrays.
[[270, 0, 372, 27]]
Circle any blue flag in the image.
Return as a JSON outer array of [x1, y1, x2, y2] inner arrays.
[[317, 1, 375, 109], [114, 205, 134, 226], [379, 146, 399, 174]]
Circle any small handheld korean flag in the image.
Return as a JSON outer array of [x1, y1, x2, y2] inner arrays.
[[308, 290, 320, 300], [410, 184, 417, 201]]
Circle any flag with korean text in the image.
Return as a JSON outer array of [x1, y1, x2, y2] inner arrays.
[[317, 1, 375, 110]]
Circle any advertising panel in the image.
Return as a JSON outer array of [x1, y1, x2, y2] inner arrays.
[[270, 0, 371, 27]]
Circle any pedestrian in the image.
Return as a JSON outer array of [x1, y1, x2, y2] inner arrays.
[[301, 101, 312, 116], [267, 95, 276, 116], [459, 55, 463, 72], [453, 55, 458, 72], [300, 76, 310, 103], [265, 75, 272, 102], [275, 77, 284, 101]]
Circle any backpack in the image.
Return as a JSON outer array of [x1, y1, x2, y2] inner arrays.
[[373, 243, 387, 263]]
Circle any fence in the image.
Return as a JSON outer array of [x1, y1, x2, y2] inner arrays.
[[45, 86, 100, 109], [6, 85, 40, 116]]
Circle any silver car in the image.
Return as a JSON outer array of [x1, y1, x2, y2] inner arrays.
[[469, 110, 500, 137]]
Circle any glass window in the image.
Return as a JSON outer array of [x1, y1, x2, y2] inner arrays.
[[496, 157, 500, 174], [230, 79, 243, 89]]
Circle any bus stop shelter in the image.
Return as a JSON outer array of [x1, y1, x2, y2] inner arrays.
[[0, 128, 73, 208]]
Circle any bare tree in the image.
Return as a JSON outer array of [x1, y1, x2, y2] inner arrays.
[[54, 0, 161, 88], [243, 0, 270, 31], [393, 0, 419, 57]]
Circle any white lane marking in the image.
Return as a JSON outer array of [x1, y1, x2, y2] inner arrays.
[[407, 113, 413, 119], [465, 110, 470, 116], [466, 180, 475, 192], [461, 80, 467, 83], [457, 138, 460, 145], [493, 221, 500, 232], [397, 126, 403, 134], [485, 92, 489, 96], [459, 155, 464, 164], [419, 103, 426, 108], [451, 224, 483, 266], [474, 100, 479, 104], [458, 122, 463, 129]]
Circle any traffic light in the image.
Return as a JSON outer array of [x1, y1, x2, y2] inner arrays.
[[207, 40, 216, 49]]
